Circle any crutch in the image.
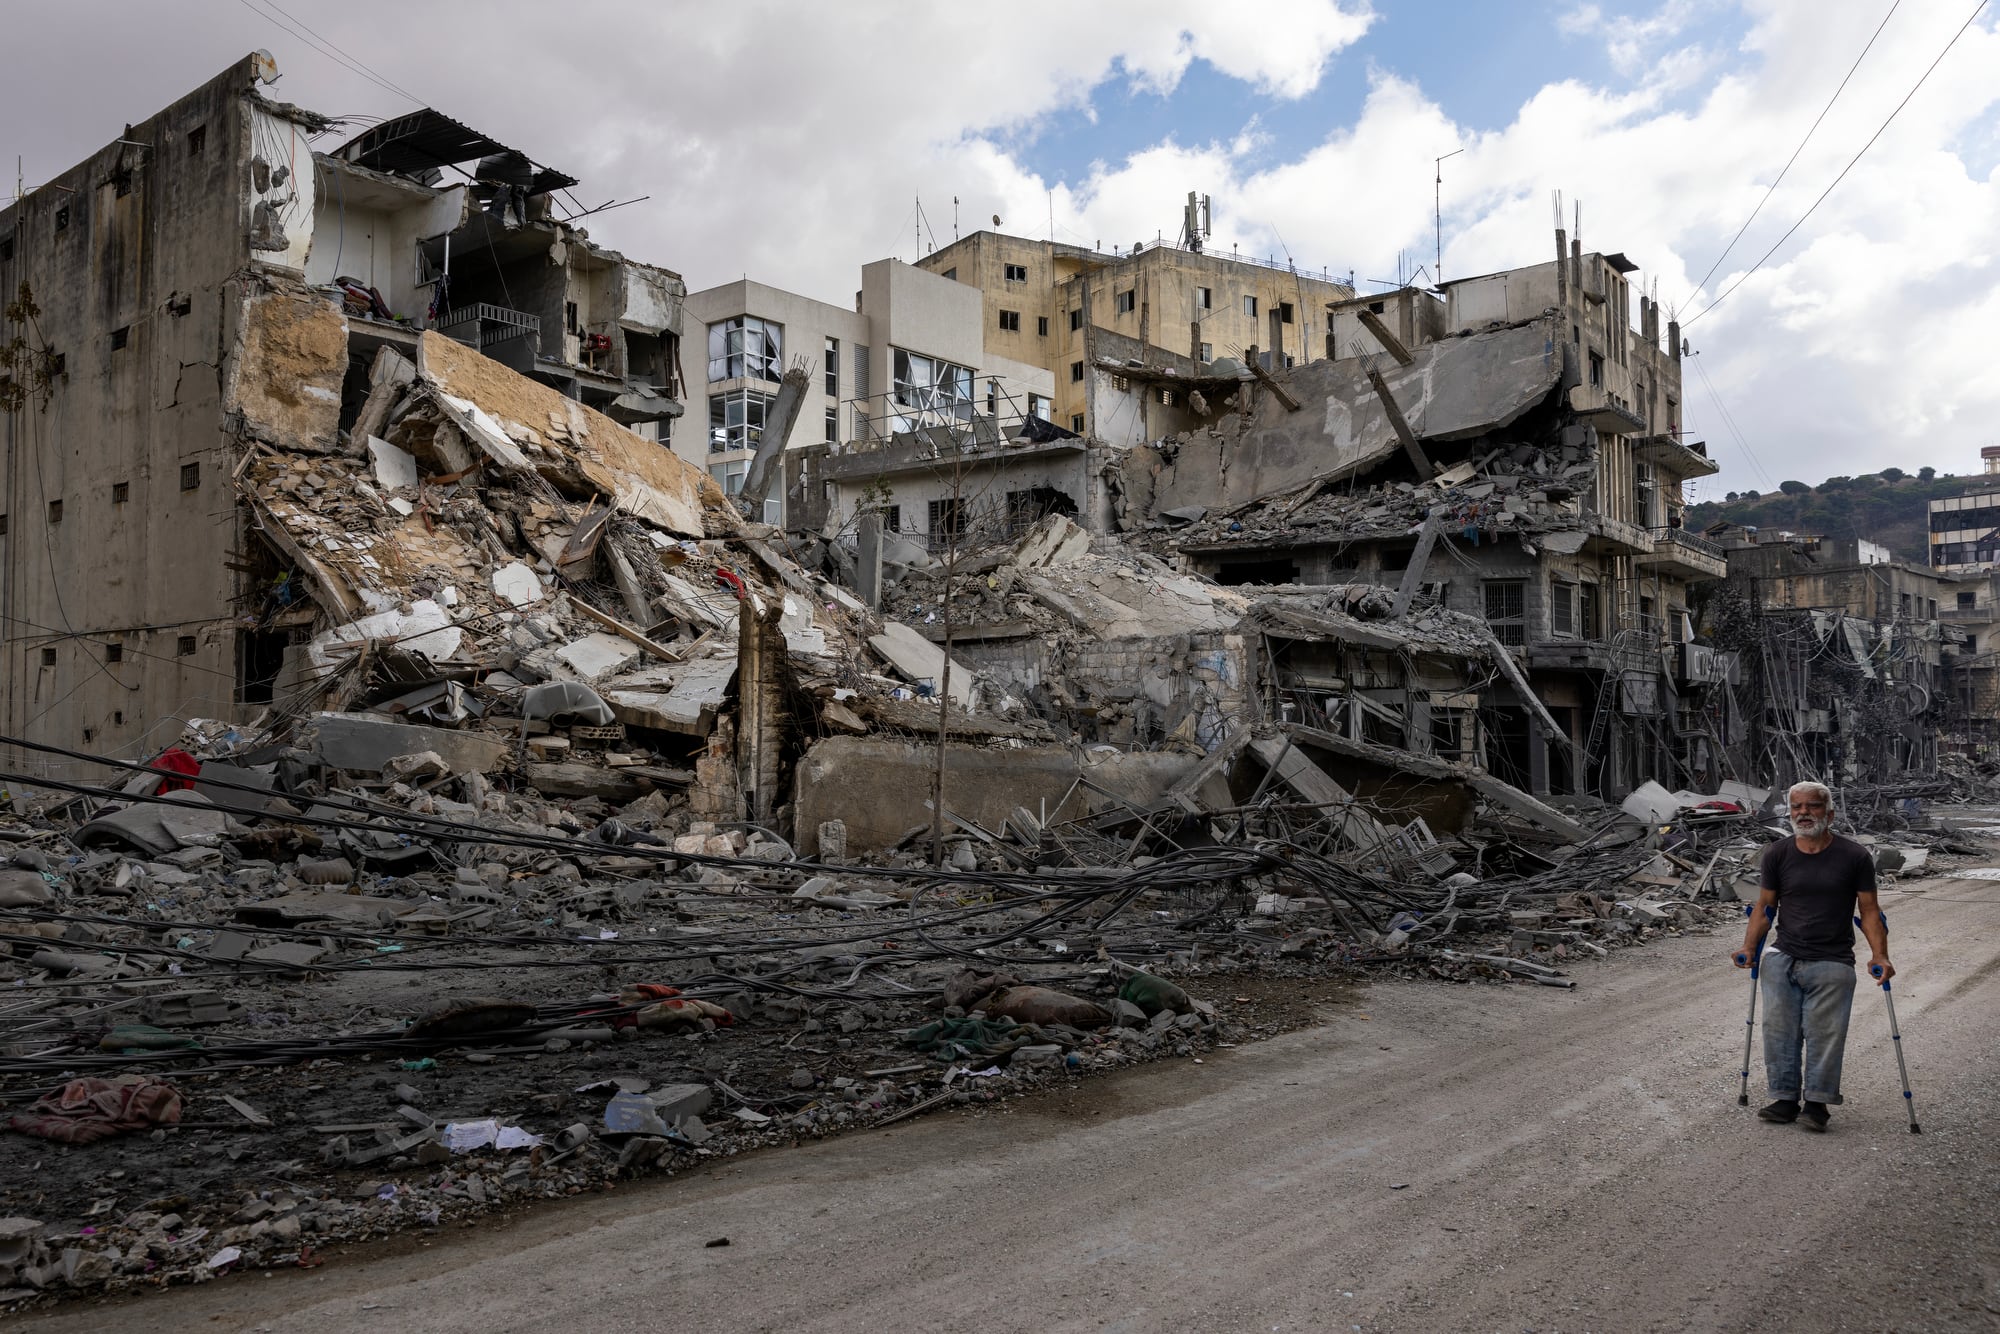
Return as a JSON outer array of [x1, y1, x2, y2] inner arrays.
[[1856, 911, 1921, 1134], [1734, 903, 1775, 1106]]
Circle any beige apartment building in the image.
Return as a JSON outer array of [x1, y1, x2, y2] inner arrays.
[[914, 231, 1352, 440]]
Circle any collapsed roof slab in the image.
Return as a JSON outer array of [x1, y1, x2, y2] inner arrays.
[[1124, 314, 1564, 521], [415, 331, 715, 536]]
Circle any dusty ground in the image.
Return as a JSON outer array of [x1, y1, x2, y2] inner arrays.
[[16, 872, 1999, 1334]]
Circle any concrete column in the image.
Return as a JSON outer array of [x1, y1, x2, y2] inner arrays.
[[856, 509, 884, 611]]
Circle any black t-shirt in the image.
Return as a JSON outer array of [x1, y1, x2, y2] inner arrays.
[[1760, 835, 1876, 964]]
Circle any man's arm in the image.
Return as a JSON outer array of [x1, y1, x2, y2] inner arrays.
[[1735, 886, 1779, 967], [1857, 888, 1894, 981]]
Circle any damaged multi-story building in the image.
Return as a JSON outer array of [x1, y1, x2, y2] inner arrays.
[[1703, 523, 1981, 786], [0, 54, 689, 758], [1097, 237, 1729, 801]]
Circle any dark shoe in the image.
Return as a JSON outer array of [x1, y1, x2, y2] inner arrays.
[[1800, 1101, 1829, 1132], [1757, 1099, 1800, 1123]]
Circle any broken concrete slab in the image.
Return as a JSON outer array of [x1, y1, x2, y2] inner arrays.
[[867, 621, 976, 707], [555, 632, 642, 682], [308, 712, 513, 776], [75, 792, 229, 858], [366, 435, 419, 491], [492, 562, 544, 608], [603, 657, 736, 735]]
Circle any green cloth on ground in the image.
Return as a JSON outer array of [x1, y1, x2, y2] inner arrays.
[[904, 1015, 1047, 1063], [1119, 972, 1191, 1016]]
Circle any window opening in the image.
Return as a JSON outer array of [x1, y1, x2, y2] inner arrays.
[[998, 310, 1020, 332], [180, 462, 200, 490], [708, 388, 776, 452], [1484, 580, 1527, 646], [1003, 263, 1028, 282]]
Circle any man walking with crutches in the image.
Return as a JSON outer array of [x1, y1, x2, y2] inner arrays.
[[1732, 781, 1893, 1132]]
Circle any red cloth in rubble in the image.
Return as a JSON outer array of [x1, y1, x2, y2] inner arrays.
[[148, 748, 201, 793], [7, 1075, 183, 1144]]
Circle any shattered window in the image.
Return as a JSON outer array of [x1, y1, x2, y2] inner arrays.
[[1115, 290, 1135, 315], [1244, 295, 1258, 318], [1004, 263, 1028, 282], [1484, 580, 1526, 646], [707, 315, 783, 383], [1027, 393, 1049, 420], [708, 389, 774, 453], [892, 348, 973, 420]]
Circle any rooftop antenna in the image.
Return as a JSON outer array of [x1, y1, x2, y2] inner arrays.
[[953, 195, 959, 242], [1180, 190, 1211, 253], [1434, 148, 1463, 287]]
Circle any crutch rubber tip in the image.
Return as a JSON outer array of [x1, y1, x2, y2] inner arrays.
[[1737, 1094, 1748, 1106], [1911, 1124, 1922, 1134]]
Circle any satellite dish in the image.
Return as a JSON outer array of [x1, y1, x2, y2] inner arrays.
[[992, 214, 1002, 227], [251, 49, 281, 84]]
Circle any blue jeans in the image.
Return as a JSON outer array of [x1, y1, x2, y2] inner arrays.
[[1761, 950, 1857, 1104]]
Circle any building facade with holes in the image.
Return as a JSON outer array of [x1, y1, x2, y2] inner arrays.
[[913, 230, 1354, 440]]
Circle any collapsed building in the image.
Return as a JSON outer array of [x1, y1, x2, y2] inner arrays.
[[0, 55, 686, 761]]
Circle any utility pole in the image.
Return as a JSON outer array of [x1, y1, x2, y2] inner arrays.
[[1434, 148, 1463, 288]]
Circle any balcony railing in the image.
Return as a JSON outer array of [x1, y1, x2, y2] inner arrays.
[[1650, 526, 1724, 558]]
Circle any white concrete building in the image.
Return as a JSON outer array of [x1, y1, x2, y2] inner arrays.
[[677, 260, 1053, 526]]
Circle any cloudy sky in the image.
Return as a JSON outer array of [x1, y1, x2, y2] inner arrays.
[[7, 1, 1996, 498]]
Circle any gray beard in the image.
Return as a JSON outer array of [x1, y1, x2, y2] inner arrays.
[[1791, 817, 1827, 839]]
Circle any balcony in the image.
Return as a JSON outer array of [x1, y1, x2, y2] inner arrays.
[[1635, 526, 1728, 580], [1940, 606, 1992, 621]]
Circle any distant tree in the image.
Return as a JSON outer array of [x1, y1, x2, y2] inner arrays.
[[1725, 491, 1740, 502], [1743, 489, 1761, 500], [1779, 480, 1810, 495], [1823, 476, 1852, 490], [1880, 466, 1905, 482], [1918, 466, 1936, 481]]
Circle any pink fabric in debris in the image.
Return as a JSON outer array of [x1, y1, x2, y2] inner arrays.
[[7, 1075, 183, 1144]]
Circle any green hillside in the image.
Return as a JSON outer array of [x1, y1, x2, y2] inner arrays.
[[1685, 467, 1981, 565]]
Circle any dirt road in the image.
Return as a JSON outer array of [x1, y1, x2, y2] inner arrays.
[[23, 875, 2000, 1333]]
